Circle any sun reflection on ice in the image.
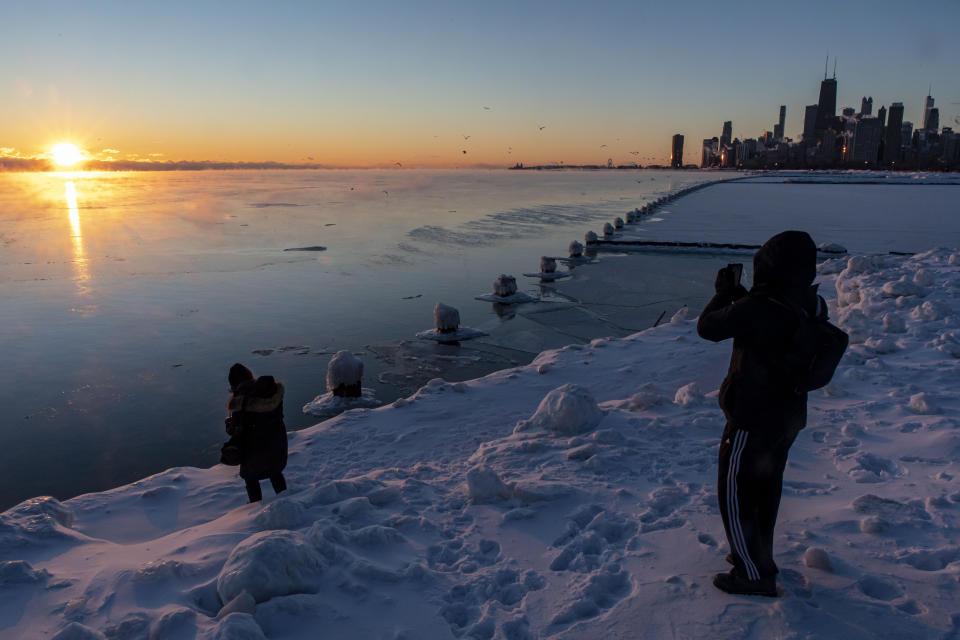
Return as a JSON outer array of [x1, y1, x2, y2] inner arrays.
[[65, 180, 91, 297]]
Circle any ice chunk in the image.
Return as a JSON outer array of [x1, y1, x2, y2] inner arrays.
[[673, 382, 702, 406], [817, 242, 847, 254], [845, 255, 876, 274], [434, 302, 461, 332], [492, 275, 518, 297], [584, 230, 598, 245], [218, 591, 257, 618], [670, 305, 689, 324], [913, 268, 934, 287], [326, 350, 363, 397], [910, 300, 947, 321], [602, 222, 614, 236], [569, 240, 584, 257], [217, 530, 326, 604], [882, 312, 906, 334], [540, 256, 557, 273], [882, 276, 926, 298], [467, 467, 512, 503], [613, 217, 624, 229], [803, 547, 832, 571], [523, 384, 603, 435], [909, 392, 938, 414]]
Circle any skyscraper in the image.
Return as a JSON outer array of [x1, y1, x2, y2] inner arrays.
[[803, 105, 819, 141], [884, 102, 904, 164], [671, 134, 684, 168], [720, 121, 732, 148], [815, 77, 838, 135], [701, 139, 713, 168], [852, 117, 883, 165], [922, 94, 936, 132], [926, 108, 939, 134], [774, 105, 786, 140], [877, 105, 887, 129]]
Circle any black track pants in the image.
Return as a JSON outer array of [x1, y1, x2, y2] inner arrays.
[[717, 423, 796, 580], [245, 474, 287, 502]]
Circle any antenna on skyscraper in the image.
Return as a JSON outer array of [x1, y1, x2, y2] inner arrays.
[[833, 57, 837, 79], [824, 53, 829, 80]]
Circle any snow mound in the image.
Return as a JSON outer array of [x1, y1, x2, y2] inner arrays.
[[213, 613, 267, 640], [517, 384, 604, 435], [803, 547, 832, 571], [673, 382, 702, 406], [466, 467, 513, 503], [217, 530, 327, 604], [51, 623, 106, 640]]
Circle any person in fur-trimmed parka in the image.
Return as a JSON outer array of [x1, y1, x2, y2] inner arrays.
[[226, 367, 288, 502]]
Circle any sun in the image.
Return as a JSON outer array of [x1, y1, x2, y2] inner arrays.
[[51, 142, 84, 167]]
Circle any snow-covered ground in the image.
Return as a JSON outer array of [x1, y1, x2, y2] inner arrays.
[[3, 244, 960, 639]]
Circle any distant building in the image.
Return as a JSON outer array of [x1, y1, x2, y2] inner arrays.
[[860, 96, 873, 116], [815, 77, 838, 135], [803, 105, 819, 141], [671, 134, 684, 168], [926, 108, 939, 133], [851, 116, 883, 165], [720, 121, 732, 148], [774, 105, 786, 140], [841, 107, 856, 118], [884, 102, 904, 164], [922, 94, 936, 132], [877, 105, 887, 129], [701, 137, 718, 168]]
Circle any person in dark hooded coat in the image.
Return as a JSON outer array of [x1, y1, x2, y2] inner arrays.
[[697, 230, 825, 597], [225, 363, 288, 502]]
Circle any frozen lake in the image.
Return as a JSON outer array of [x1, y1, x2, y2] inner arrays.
[[0, 169, 956, 509]]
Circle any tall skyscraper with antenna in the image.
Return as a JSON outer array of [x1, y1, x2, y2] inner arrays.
[[922, 90, 936, 132], [815, 56, 838, 137]]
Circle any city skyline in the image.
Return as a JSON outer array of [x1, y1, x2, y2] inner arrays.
[[1, 0, 958, 169]]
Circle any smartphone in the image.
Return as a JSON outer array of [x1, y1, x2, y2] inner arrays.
[[727, 263, 743, 285]]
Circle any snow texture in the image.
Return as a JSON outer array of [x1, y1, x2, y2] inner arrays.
[[3, 234, 960, 639], [302, 387, 381, 418]]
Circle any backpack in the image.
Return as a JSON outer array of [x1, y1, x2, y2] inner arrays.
[[767, 295, 849, 393]]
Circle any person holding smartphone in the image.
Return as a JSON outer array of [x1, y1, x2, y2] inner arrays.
[[696, 230, 823, 597]]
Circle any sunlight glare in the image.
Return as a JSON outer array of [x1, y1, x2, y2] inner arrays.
[[52, 143, 84, 167]]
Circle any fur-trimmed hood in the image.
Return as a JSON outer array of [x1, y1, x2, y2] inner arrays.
[[227, 377, 284, 413]]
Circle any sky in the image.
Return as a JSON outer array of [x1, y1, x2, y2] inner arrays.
[[1, 0, 958, 168]]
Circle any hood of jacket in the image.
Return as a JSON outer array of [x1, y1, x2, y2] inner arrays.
[[751, 230, 817, 293], [227, 376, 284, 413]]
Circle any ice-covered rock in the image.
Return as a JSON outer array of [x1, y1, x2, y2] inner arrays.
[[818, 242, 847, 254], [254, 497, 307, 530], [540, 256, 557, 273], [865, 336, 898, 354], [614, 217, 624, 229], [521, 384, 603, 435], [150, 608, 197, 640], [217, 530, 327, 604], [492, 275, 518, 298], [670, 305, 689, 324], [434, 302, 461, 333], [0, 560, 49, 585], [602, 222, 615, 236], [569, 240, 584, 257], [626, 211, 637, 223], [326, 350, 363, 397], [584, 230, 599, 245], [630, 383, 663, 410]]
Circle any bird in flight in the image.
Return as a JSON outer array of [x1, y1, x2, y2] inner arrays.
[[538, 125, 546, 131], [629, 151, 640, 155], [483, 106, 491, 111], [600, 144, 607, 148], [463, 135, 471, 140], [394, 161, 402, 167], [382, 190, 389, 196], [462, 150, 467, 154]]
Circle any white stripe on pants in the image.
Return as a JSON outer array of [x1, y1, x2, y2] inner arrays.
[[726, 430, 760, 581]]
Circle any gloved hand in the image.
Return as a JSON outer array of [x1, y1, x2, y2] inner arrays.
[[714, 266, 737, 294]]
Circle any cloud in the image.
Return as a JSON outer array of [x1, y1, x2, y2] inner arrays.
[[101, 148, 120, 154]]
